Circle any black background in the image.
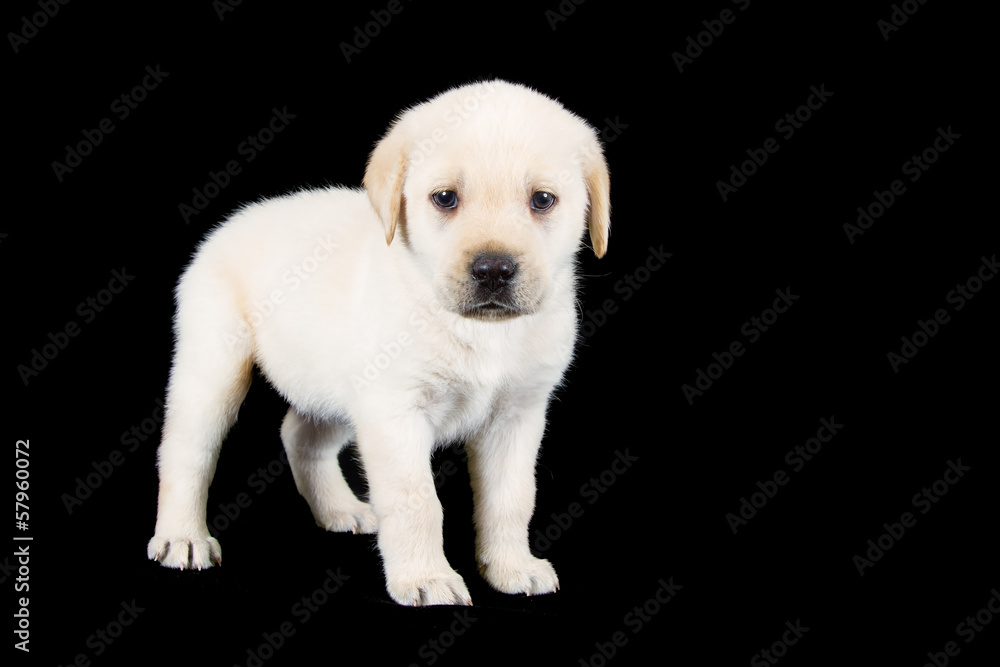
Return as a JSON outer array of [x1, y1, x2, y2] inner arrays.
[[6, 1, 997, 665]]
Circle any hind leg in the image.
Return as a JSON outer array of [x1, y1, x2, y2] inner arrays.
[[281, 408, 377, 534], [147, 269, 253, 570]]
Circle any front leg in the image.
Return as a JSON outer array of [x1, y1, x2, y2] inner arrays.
[[356, 414, 471, 607], [467, 398, 559, 596]]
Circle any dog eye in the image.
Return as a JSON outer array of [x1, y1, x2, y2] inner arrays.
[[530, 191, 556, 211], [431, 190, 458, 209]]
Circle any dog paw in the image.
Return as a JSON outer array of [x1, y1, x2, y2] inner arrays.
[[147, 534, 222, 570], [479, 556, 559, 596], [315, 502, 378, 534], [387, 568, 472, 607]]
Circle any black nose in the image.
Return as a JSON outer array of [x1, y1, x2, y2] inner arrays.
[[471, 254, 516, 294]]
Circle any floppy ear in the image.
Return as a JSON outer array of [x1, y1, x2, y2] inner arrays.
[[581, 138, 611, 258], [363, 121, 409, 245]]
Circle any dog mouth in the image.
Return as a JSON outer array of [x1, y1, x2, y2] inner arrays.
[[460, 298, 525, 320]]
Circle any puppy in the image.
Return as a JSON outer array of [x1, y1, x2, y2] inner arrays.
[[148, 80, 610, 606]]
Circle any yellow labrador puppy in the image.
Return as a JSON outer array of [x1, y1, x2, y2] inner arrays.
[[148, 80, 610, 606]]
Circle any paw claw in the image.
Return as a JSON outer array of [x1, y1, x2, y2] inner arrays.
[[147, 534, 222, 571], [387, 569, 471, 607], [315, 503, 378, 534], [479, 556, 559, 596]]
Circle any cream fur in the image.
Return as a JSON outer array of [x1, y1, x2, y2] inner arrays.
[[147, 80, 610, 606]]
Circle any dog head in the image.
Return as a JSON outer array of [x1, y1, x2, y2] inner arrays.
[[364, 80, 610, 320]]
